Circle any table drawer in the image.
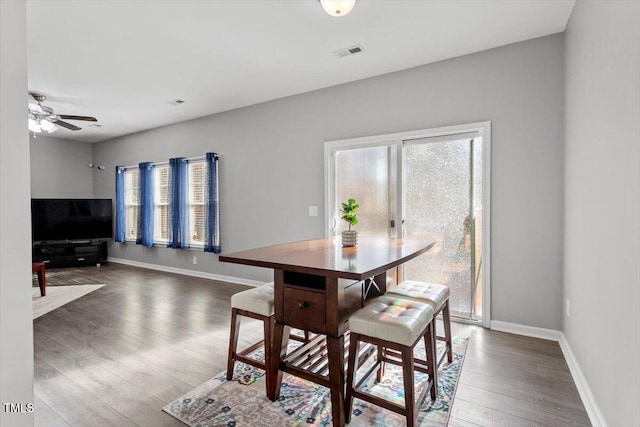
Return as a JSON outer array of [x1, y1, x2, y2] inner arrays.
[[283, 287, 325, 328]]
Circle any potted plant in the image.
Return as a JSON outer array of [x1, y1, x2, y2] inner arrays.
[[340, 198, 359, 247]]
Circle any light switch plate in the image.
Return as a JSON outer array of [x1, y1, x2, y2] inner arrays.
[[309, 206, 318, 217]]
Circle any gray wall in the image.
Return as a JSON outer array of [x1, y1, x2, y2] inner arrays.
[[30, 135, 94, 198], [564, 2, 640, 426], [94, 34, 565, 330], [0, 0, 35, 425]]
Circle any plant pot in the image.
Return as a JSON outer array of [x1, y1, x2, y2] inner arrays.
[[342, 230, 358, 247]]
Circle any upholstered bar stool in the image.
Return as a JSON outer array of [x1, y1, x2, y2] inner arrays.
[[345, 295, 437, 427], [226, 282, 309, 389], [387, 280, 453, 366], [226, 282, 275, 388]]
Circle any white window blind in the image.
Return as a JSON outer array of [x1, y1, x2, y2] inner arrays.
[[189, 160, 206, 246], [154, 164, 170, 243], [124, 168, 139, 240]]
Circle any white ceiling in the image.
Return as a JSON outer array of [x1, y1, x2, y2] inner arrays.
[[26, 0, 575, 143]]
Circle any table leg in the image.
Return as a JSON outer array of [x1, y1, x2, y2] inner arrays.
[[327, 334, 346, 427], [268, 322, 290, 401], [37, 268, 46, 296]]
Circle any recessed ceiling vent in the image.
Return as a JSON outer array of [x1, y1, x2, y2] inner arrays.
[[167, 99, 185, 106], [333, 45, 365, 58]]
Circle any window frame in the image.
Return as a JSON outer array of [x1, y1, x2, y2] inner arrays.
[[120, 156, 210, 250]]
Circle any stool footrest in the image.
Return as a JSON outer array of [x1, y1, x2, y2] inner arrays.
[[381, 349, 432, 377], [352, 388, 406, 415], [234, 353, 266, 370], [237, 340, 265, 357], [351, 376, 434, 418], [384, 343, 449, 370]]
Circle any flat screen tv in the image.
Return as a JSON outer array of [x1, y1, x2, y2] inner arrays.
[[31, 198, 113, 242]]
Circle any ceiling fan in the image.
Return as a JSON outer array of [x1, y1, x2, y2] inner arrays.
[[28, 92, 97, 134]]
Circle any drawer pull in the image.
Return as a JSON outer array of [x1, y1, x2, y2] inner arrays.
[[298, 301, 308, 309], [77, 258, 85, 261]]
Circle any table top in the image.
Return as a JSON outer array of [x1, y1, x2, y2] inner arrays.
[[219, 237, 435, 280]]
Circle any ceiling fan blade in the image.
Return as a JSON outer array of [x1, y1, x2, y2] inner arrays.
[[58, 114, 97, 122], [53, 120, 81, 131]]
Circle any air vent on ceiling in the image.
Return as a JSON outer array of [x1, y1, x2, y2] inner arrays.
[[333, 44, 365, 58], [167, 99, 185, 106]]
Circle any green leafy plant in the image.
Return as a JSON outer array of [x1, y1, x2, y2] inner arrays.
[[340, 198, 359, 231]]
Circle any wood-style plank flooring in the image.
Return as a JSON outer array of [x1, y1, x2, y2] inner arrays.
[[33, 263, 591, 426]]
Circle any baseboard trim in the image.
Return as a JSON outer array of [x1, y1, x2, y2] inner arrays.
[[490, 320, 562, 341], [558, 333, 608, 427], [490, 320, 606, 427], [107, 257, 265, 288]]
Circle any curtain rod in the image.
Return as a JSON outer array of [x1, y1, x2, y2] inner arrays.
[[119, 155, 208, 170]]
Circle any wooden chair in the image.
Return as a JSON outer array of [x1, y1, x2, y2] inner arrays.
[[345, 295, 437, 427]]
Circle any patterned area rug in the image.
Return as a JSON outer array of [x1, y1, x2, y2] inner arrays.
[[164, 334, 470, 426]]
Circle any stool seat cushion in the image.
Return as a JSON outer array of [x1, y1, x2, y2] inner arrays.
[[387, 280, 450, 312], [230, 282, 274, 317], [349, 295, 434, 347]]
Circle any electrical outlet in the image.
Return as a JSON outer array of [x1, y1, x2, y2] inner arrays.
[[192, 256, 197, 265], [566, 298, 570, 317]]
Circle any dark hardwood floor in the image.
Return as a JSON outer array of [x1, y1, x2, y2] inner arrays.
[[33, 263, 591, 426]]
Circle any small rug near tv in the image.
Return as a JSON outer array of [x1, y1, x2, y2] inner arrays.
[[164, 334, 470, 427], [32, 284, 104, 319], [39, 267, 104, 286]]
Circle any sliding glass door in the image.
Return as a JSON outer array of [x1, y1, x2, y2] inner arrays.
[[331, 144, 399, 238], [327, 124, 488, 322], [403, 135, 483, 319]]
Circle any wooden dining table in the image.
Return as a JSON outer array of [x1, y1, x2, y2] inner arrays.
[[219, 236, 436, 427]]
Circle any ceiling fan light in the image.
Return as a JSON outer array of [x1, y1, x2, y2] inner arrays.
[[40, 119, 57, 133], [320, 0, 356, 17], [28, 102, 43, 113], [28, 118, 41, 133]]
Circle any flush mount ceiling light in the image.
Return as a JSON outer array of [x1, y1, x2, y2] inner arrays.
[[320, 0, 356, 17]]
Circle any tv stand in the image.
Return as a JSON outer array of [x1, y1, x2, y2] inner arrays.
[[32, 241, 108, 268]]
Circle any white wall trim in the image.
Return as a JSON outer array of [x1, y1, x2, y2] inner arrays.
[[558, 333, 608, 427], [490, 320, 606, 427], [108, 257, 265, 288], [490, 320, 562, 341]]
